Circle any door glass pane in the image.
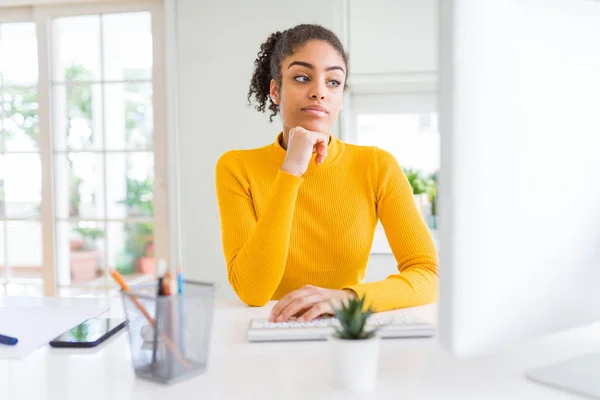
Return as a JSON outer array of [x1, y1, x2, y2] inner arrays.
[[103, 12, 152, 81], [5, 221, 42, 283], [0, 102, 3, 152], [104, 82, 153, 150], [3, 153, 41, 219], [106, 152, 153, 219], [54, 152, 105, 220], [53, 83, 103, 151], [0, 23, 38, 86], [2, 87, 39, 151], [0, 222, 5, 281], [52, 15, 101, 82], [49, 9, 159, 295], [0, 155, 4, 219], [107, 221, 154, 277]]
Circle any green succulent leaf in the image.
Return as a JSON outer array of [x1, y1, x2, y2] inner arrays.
[[331, 294, 377, 340]]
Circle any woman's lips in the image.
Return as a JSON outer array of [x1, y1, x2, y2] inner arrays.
[[301, 106, 329, 117]]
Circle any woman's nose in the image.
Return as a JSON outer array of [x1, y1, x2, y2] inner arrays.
[[309, 82, 327, 100]]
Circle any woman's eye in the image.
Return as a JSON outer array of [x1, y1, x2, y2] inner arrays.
[[294, 75, 309, 83], [328, 80, 342, 88]]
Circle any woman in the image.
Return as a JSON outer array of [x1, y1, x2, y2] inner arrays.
[[215, 24, 438, 323]]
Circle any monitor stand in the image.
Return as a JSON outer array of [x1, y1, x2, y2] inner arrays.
[[527, 353, 600, 399]]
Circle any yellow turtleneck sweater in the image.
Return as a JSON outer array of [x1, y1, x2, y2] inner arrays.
[[215, 133, 438, 312]]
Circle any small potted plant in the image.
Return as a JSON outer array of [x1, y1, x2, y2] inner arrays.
[[427, 171, 438, 230], [70, 227, 104, 282], [403, 167, 429, 218], [330, 295, 380, 392]]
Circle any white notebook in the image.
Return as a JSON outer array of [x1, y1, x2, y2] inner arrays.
[[0, 297, 109, 360]]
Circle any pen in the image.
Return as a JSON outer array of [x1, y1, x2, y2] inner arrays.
[[176, 265, 185, 356], [177, 265, 184, 294], [0, 334, 18, 346]]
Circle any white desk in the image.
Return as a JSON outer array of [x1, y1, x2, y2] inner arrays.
[[1, 297, 599, 400]]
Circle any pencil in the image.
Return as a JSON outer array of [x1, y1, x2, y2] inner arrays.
[[110, 269, 191, 369]]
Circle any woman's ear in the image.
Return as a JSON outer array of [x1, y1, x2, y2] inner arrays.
[[269, 79, 279, 105]]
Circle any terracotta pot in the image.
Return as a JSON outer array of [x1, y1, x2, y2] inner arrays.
[[70, 250, 101, 281], [138, 256, 156, 275]]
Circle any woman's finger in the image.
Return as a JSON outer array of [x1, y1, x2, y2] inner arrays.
[[297, 301, 332, 322], [315, 135, 328, 154], [269, 285, 314, 322], [312, 133, 328, 165], [277, 293, 323, 322], [292, 308, 311, 318], [269, 292, 297, 322]]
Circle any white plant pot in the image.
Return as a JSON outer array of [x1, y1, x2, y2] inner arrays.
[[330, 334, 380, 392]]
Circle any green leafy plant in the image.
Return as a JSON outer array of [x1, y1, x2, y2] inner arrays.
[[427, 171, 438, 217], [65, 64, 94, 218], [332, 295, 377, 340], [2, 85, 39, 146], [403, 168, 430, 195], [116, 176, 154, 274], [74, 227, 104, 241], [123, 221, 153, 264], [72, 227, 105, 251], [118, 177, 153, 217]]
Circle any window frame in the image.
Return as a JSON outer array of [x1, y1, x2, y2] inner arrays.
[[0, 0, 169, 296]]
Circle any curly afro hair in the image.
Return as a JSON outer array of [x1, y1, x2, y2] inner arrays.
[[247, 24, 349, 122]]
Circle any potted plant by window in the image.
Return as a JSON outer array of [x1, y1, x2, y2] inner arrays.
[[330, 295, 379, 392], [70, 227, 104, 282], [116, 178, 155, 276], [427, 171, 438, 230], [403, 168, 429, 218]]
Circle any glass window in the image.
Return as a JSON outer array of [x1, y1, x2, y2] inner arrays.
[[52, 12, 156, 291], [0, 21, 43, 292], [349, 93, 439, 253], [0, 5, 164, 297]]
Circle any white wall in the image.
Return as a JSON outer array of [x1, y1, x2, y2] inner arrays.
[[348, 0, 438, 76], [175, 0, 344, 299]]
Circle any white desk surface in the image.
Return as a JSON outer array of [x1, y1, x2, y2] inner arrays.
[[1, 296, 599, 400]]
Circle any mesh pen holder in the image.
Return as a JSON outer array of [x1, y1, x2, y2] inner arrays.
[[121, 281, 216, 385]]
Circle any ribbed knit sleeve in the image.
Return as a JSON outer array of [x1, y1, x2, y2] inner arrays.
[[215, 150, 303, 306], [345, 148, 439, 312]]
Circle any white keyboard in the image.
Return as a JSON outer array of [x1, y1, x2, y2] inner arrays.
[[248, 313, 436, 342]]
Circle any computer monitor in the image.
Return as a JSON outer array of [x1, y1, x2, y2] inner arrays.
[[438, 0, 600, 396]]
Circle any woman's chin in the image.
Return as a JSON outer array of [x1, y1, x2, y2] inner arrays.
[[296, 120, 332, 134]]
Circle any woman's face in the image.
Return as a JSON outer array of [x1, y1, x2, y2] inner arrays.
[[271, 40, 346, 135]]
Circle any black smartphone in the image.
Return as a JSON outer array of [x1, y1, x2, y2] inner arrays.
[[49, 317, 128, 348]]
